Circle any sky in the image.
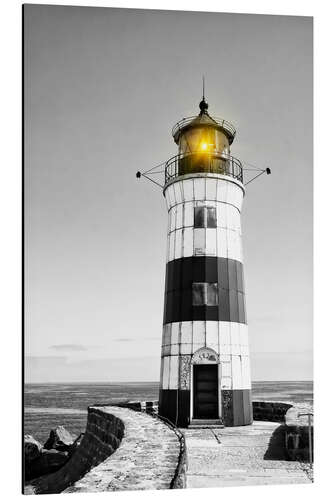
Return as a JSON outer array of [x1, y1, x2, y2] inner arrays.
[[24, 5, 313, 382]]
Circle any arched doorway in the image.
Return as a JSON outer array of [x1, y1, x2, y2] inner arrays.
[[191, 348, 221, 420]]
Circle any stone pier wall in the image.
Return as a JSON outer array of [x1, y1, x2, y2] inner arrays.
[[25, 407, 124, 494], [25, 405, 181, 495], [116, 399, 293, 424], [252, 401, 293, 422]]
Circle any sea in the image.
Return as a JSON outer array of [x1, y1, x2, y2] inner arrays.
[[24, 381, 313, 444]]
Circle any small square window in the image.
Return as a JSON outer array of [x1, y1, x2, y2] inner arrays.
[[194, 206, 216, 228], [192, 282, 219, 306]]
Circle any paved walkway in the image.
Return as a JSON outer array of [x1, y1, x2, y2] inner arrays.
[[183, 421, 311, 488], [65, 407, 180, 493]]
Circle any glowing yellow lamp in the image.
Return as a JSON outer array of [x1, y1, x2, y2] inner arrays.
[[201, 143, 208, 150]]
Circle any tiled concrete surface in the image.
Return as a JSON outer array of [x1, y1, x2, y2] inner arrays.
[[183, 421, 312, 488]]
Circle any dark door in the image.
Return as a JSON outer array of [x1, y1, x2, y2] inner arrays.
[[193, 364, 219, 419]]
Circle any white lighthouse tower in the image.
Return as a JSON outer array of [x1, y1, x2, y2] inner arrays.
[[158, 96, 252, 427]]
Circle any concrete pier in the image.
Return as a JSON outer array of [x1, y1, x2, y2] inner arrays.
[[183, 421, 311, 488]]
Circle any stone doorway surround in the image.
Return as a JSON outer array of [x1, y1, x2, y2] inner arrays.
[[190, 347, 222, 424]]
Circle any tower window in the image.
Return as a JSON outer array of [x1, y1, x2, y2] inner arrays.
[[207, 207, 217, 227], [194, 206, 216, 228], [192, 282, 219, 306]]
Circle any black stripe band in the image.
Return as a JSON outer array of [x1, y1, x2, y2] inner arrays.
[[158, 389, 252, 427], [163, 256, 246, 324]]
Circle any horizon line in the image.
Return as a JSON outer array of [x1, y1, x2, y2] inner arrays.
[[24, 379, 314, 385]]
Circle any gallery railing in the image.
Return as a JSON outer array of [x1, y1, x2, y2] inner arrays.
[[165, 151, 243, 184]]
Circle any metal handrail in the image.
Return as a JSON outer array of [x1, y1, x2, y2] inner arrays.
[[165, 151, 243, 184], [172, 115, 236, 142]]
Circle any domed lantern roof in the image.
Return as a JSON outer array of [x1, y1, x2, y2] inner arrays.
[[172, 98, 236, 148]]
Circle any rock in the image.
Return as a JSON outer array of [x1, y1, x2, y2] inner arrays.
[[44, 426, 77, 452], [24, 484, 36, 495], [24, 435, 43, 463], [26, 449, 69, 480]]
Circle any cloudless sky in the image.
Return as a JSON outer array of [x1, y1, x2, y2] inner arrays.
[[24, 5, 312, 382]]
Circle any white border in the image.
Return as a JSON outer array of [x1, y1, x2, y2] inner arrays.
[[1, 1, 331, 500]]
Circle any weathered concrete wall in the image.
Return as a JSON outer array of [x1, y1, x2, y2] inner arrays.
[[117, 399, 302, 431], [25, 406, 181, 495], [25, 407, 124, 494], [116, 399, 291, 425], [117, 400, 158, 414], [252, 401, 293, 422]]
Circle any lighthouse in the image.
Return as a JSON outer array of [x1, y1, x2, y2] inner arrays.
[[158, 96, 253, 428]]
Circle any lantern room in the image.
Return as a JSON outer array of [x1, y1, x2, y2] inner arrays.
[[166, 98, 243, 183], [174, 98, 234, 155]]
